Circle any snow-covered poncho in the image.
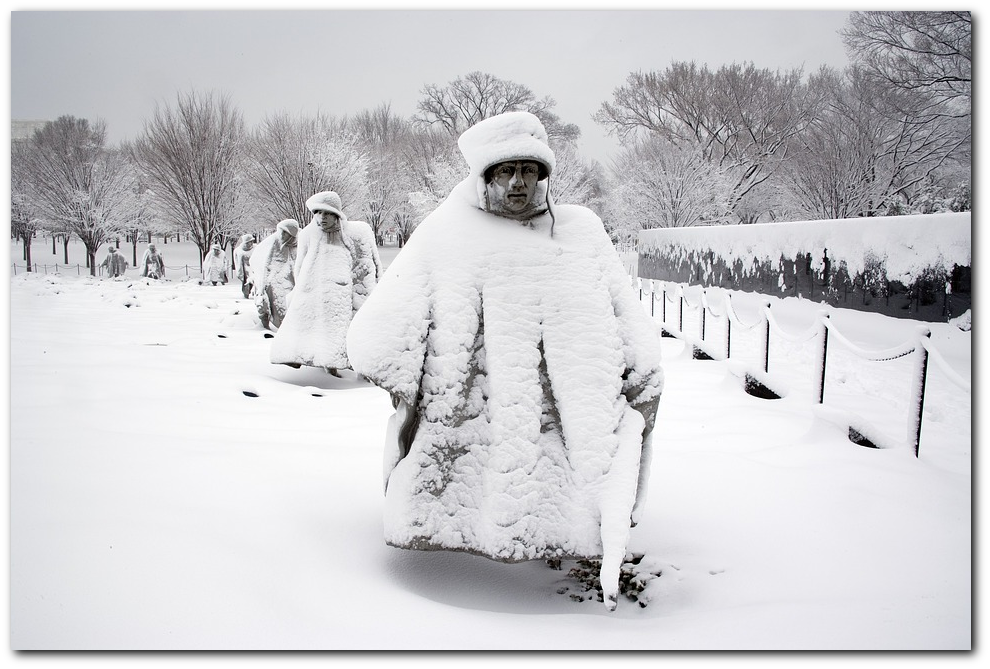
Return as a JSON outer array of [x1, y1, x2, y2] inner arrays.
[[202, 249, 228, 285], [346, 176, 664, 609], [233, 235, 255, 283], [101, 250, 127, 277], [233, 235, 256, 298], [250, 231, 297, 330], [270, 219, 381, 369], [140, 248, 165, 279]]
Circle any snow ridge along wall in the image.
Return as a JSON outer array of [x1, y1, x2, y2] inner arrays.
[[637, 212, 971, 322]]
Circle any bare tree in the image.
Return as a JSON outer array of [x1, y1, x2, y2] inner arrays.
[[780, 66, 969, 219], [376, 123, 465, 246], [244, 111, 370, 231], [841, 11, 971, 113], [595, 61, 825, 223], [546, 141, 600, 209], [406, 150, 467, 239], [116, 162, 162, 267], [243, 112, 321, 228], [308, 135, 370, 221], [362, 178, 406, 246], [389, 207, 418, 248], [840, 10, 971, 211], [415, 71, 580, 142], [18, 116, 131, 275], [346, 103, 418, 244], [399, 125, 460, 179], [131, 90, 246, 263], [607, 137, 734, 230], [11, 139, 43, 270], [348, 102, 410, 146]]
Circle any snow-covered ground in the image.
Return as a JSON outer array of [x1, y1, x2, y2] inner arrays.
[[5, 240, 972, 656]]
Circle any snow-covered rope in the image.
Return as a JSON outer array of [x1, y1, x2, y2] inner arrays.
[[721, 291, 765, 333], [921, 338, 972, 393], [825, 321, 931, 362], [699, 289, 728, 320], [679, 285, 702, 310], [763, 307, 825, 345], [662, 282, 679, 305]]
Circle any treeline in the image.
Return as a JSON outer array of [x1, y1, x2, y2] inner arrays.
[[11, 11, 971, 274]]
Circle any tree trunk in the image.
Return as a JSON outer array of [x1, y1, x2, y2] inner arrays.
[[24, 234, 33, 271], [148, 231, 152, 243], [62, 236, 70, 264], [51, 235, 56, 254], [132, 234, 139, 267], [88, 250, 97, 276]]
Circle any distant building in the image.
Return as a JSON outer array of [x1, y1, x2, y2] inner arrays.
[[11, 119, 49, 141]]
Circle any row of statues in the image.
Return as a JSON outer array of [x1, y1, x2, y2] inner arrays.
[[240, 191, 381, 377], [100, 243, 166, 279]]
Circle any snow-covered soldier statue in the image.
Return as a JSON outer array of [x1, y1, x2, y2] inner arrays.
[[270, 191, 382, 375], [100, 246, 128, 278], [140, 243, 165, 279], [250, 218, 299, 330], [234, 234, 257, 299], [346, 111, 664, 611], [202, 243, 228, 286]]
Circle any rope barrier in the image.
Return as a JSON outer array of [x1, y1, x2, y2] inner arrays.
[[640, 279, 969, 458], [12, 262, 203, 277], [822, 319, 921, 362], [721, 290, 765, 332], [764, 307, 826, 345], [921, 338, 972, 393]]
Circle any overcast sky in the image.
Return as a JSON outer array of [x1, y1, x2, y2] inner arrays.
[[9, 5, 854, 165]]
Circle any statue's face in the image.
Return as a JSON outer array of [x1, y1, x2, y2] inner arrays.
[[486, 160, 541, 216], [315, 210, 341, 233]]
